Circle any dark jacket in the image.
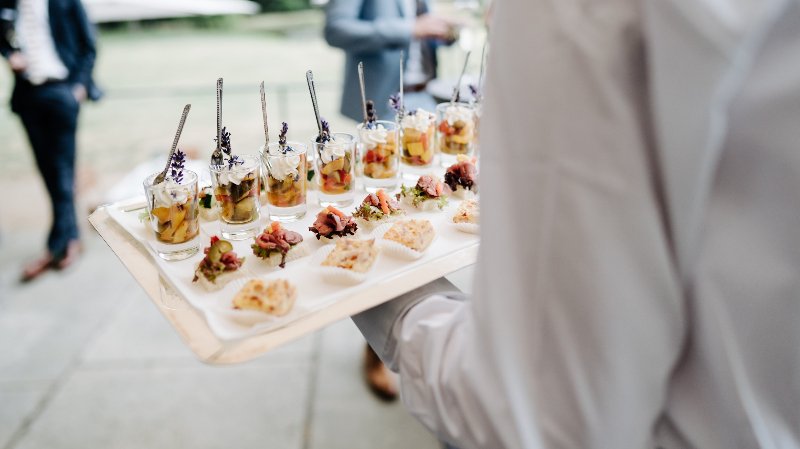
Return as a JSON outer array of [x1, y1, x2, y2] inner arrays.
[[0, 0, 102, 101]]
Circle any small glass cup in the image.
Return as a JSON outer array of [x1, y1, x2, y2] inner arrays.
[[143, 170, 201, 261], [313, 132, 355, 207], [436, 102, 477, 167], [261, 141, 308, 222], [357, 120, 399, 192], [398, 109, 437, 180], [210, 154, 261, 240]]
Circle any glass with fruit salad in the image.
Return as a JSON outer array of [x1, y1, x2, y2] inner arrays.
[[436, 102, 477, 167], [210, 154, 261, 240], [357, 120, 399, 192], [143, 169, 201, 261], [262, 141, 308, 222], [399, 109, 436, 174], [313, 132, 355, 207]]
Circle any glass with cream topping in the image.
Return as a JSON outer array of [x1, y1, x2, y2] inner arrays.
[[436, 102, 477, 167], [143, 170, 201, 261], [399, 108, 437, 177], [313, 132, 355, 207], [262, 142, 307, 222], [357, 120, 399, 192], [210, 154, 261, 240]]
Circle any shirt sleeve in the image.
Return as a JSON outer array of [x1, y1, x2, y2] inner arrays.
[[323, 0, 413, 54], [68, 0, 96, 90], [352, 1, 687, 448]]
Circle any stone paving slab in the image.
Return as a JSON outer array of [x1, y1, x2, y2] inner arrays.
[[309, 319, 440, 449], [11, 363, 311, 449], [0, 384, 48, 449]]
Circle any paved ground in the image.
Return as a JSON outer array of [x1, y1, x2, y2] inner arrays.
[[0, 11, 480, 449]]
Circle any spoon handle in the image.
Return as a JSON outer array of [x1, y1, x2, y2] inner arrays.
[[260, 81, 269, 146], [477, 42, 487, 100], [216, 77, 223, 152], [399, 50, 404, 115], [306, 70, 323, 137], [157, 104, 191, 182], [451, 51, 471, 104], [358, 61, 368, 123]]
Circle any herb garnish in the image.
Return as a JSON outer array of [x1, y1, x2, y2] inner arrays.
[[389, 93, 402, 114], [316, 119, 331, 144], [279, 122, 288, 148], [169, 149, 186, 183], [216, 127, 244, 169], [365, 100, 377, 129]]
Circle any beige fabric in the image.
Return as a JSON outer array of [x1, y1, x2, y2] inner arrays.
[[353, 0, 800, 447]]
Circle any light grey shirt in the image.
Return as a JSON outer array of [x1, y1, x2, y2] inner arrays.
[[353, 0, 800, 447], [16, 0, 68, 84]]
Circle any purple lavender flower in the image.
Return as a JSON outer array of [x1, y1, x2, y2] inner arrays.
[[169, 149, 186, 183], [366, 100, 377, 124], [316, 118, 331, 143], [218, 127, 232, 155], [279, 122, 288, 147], [389, 93, 402, 113]]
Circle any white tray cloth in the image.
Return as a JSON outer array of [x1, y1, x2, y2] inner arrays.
[[107, 193, 479, 341]]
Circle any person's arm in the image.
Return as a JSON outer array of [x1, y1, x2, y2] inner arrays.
[[353, 1, 686, 447], [68, 0, 96, 100], [323, 0, 413, 54], [0, 2, 18, 59]]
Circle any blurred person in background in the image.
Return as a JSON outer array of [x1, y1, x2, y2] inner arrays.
[[325, 0, 457, 121], [352, 0, 800, 448], [0, 0, 101, 281], [324, 0, 458, 402]]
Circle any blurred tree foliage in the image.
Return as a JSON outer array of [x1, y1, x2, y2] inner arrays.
[[255, 0, 312, 12]]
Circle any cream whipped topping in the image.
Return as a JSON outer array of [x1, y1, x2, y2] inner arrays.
[[266, 147, 302, 180], [359, 124, 388, 149], [153, 179, 189, 207], [444, 104, 474, 126], [401, 109, 435, 132], [320, 138, 346, 163]]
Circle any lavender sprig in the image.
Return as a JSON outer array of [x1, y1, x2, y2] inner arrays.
[[169, 150, 186, 183], [469, 84, 480, 101], [365, 100, 377, 128], [279, 122, 288, 147], [214, 127, 243, 169], [316, 119, 331, 143], [389, 93, 402, 114], [218, 127, 232, 155], [227, 155, 243, 170]]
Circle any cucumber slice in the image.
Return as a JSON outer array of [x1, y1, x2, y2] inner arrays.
[[208, 240, 233, 263]]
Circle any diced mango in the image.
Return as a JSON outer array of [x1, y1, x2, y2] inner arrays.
[[404, 129, 421, 140], [407, 142, 424, 156], [172, 221, 189, 242], [152, 206, 170, 223], [160, 224, 177, 241], [450, 135, 471, 144], [170, 204, 186, 229], [321, 157, 344, 175]]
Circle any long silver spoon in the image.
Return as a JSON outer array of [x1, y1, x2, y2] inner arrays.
[[211, 77, 224, 166], [260, 81, 269, 147], [451, 51, 472, 104], [154, 104, 191, 185], [306, 70, 324, 140], [357, 61, 368, 123], [399, 50, 405, 118]]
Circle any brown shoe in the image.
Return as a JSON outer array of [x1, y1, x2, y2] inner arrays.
[[364, 344, 398, 401], [20, 253, 55, 283], [55, 240, 82, 270]]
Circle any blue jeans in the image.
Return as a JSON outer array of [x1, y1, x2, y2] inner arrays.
[[12, 79, 80, 257]]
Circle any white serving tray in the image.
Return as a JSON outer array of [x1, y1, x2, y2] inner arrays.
[[106, 191, 479, 342]]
